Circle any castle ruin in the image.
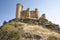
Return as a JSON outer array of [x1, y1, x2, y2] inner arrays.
[[16, 3, 46, 19]]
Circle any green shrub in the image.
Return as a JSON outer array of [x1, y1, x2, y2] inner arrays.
[[47, 36, 60, 40], [0, 24, 20, 40]]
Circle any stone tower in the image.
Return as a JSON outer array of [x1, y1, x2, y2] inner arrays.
[[35, 8, 38, 18], [16, 3, 23, 19], [41, 14, 46, 19], [26, 8, 30, 18]]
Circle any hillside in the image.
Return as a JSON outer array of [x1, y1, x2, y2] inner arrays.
[[0, 18, 60, 40]]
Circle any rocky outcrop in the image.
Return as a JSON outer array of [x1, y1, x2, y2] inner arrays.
[[23, 33, 41, 40]]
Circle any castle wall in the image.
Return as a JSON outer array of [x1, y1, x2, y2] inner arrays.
[[21, 8, 31, 19], [30, 11, 35, 18], [30, 9, 38, 19], [16, 3, 39, 19], [20, 10, 38, 19], [21, 11, 27, 19]]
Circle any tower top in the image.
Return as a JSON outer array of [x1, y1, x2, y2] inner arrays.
[[35, 8, 38, 12], [16, 3, 23, 7]]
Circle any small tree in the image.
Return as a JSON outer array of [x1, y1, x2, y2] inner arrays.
[[3, 20, 7, 25]]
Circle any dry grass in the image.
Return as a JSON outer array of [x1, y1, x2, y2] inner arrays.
[[23, 24, 60, 38]]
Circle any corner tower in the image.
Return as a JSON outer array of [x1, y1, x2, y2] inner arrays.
[[16, 3, 23, 19]]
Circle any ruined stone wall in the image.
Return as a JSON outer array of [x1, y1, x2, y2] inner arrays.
[[40, 14, 46, 19]]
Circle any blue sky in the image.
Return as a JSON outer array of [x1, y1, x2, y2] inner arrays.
[[0, 0, 60, 26]]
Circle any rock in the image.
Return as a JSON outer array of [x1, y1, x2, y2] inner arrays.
[[23, 33, 42, 40], [33, 34, 41, 39]]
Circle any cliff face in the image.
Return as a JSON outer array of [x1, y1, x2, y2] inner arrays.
[[1, 18, 60, 40]]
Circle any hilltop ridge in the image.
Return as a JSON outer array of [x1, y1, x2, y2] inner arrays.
[[1, 17, 60, 40]]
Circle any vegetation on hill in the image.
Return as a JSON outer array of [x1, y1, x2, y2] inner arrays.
[[47, 35, 60, 40], [0, 18, 60, 40], [0, 24, 20, 40]]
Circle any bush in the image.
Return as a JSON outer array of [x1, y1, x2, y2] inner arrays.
[[0, 24, 20, 40], [3, 21, 7, 25], [47, 36, 60, 40]]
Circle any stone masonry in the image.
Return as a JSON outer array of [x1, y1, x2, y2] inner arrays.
[[16, 3, 46, 19], [16, 3, 38, 19]]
